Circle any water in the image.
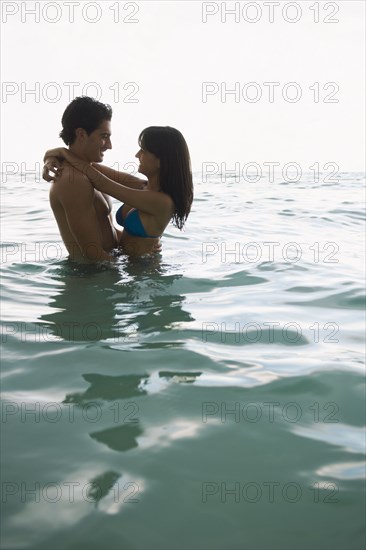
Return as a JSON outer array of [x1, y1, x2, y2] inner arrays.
[[1, 172, 365, 550]]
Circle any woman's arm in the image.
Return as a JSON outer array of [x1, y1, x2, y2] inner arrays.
[[44, 147, 170, 216], [91, 164, 147, 190], [44, 149, 145, 189]]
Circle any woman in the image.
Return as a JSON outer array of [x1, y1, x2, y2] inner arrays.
[[43, 126, 193, 257]]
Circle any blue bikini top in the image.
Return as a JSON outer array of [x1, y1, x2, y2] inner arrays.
[[116, 204, 160, 239]]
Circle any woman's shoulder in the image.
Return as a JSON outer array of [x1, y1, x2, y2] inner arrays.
[[156, 190, 175, 214]]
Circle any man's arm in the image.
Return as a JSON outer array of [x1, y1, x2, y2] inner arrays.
[[59, 172, 114, 262]]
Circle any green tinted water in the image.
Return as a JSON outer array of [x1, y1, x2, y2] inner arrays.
[[1, 175, 365, 549]]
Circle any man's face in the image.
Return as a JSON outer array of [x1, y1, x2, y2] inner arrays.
[[82, 120, 112, 163]]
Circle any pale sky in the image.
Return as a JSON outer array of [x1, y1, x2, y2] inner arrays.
[[1, 1, 365, 174]]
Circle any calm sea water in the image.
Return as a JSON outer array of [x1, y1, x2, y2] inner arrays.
[[1, 171, 365, 550]]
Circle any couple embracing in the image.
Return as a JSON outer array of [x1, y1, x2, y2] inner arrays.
[[43, 96, 193, 262]]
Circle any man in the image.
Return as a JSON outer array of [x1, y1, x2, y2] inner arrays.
[[44, 97, 120, 262]]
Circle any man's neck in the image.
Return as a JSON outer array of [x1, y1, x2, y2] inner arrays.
[[69, 144, 90, 162]]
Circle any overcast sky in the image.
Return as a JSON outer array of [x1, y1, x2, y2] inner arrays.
[[1, 1, 365, 175]]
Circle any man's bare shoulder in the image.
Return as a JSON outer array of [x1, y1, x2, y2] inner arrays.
[[51, 164, 94, 205], [57, 164, 92, 188]]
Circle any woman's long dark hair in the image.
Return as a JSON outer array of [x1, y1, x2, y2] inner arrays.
[[138, 126, 193, 230]]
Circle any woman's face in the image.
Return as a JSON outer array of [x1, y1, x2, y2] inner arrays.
[[135, 146, 160, 177]]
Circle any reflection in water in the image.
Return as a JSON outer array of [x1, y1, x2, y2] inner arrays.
[[87, 471, 121, 507], [39, 260, 122, 341], [37, 258, 197, 458], [63, 374, 149, 404], [90, 423, 144, 452], [38, 257, 194, 343]]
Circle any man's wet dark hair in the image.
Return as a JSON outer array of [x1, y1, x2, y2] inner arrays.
[[59, 96, 112, 145]]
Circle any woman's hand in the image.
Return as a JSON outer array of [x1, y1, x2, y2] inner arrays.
[[43, 147, 67, 163], [42, 157, 64, 182], [43, 147, 103, 189], [43, 147, 92, 180]]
